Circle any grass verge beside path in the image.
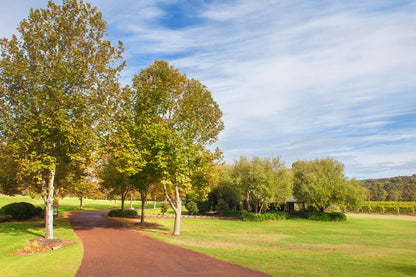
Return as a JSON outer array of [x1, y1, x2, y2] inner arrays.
[[120, 216, 416, 277], [0, 219, 82, 277]]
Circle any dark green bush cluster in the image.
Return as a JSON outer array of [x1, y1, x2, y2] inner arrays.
[[241, 210, 289, 222], [0, 209, 12, 223], [107, 209, 138, 217], [185, 201, 199, 215], [298, 210, 347, 221], [0, 202, 42, 220]]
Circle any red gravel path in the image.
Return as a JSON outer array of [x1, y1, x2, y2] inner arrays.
[[69, 210, 270, 277]]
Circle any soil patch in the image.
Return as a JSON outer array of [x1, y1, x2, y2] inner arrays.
[[12, 237, 78, 255]]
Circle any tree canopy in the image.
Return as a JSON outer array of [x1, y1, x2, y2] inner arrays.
[[131, 60, 224, 235], [0, 0, 124, 239], [292, 157, 362, 211]]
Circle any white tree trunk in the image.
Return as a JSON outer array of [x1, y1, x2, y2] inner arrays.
[[44, 171, 55, 240], [164, 183, 182, 236]]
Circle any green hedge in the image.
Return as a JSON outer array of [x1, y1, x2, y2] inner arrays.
[[0, 209, 12, 223], [241, 210, 289, 222], [0, 202, 42, 220], [107, 209, 138, 217], [298, 210, 347, 221]]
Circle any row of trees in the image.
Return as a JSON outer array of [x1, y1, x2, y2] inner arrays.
[[202, 156, 364, 215], [0, 1, 223, 237], [361, 175, 416, 201]]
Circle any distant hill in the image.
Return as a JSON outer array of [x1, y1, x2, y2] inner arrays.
[[361, 174, 416, 187], [360, 174, 416, 201]]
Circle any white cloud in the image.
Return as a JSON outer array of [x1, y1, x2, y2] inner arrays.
[[1, 0, 415, 178]]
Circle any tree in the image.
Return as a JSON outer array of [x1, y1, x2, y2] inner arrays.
[[0, 0, 124, 239], [131, 60, 224, 235], [292, 157, 358, 212], [100, 155, 135, 211], [233, 156, 292, 213]]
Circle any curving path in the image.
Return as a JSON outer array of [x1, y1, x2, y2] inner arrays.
[[69, 210, 270, 277]]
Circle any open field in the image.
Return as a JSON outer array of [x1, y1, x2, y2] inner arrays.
[[121, 216, 416, 277], [1, 194, 416, 277]]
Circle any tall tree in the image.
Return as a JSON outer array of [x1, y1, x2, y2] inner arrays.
[[0, 0, 124, 239], [233, 156, 292, 213], [132, 60, 224, 235], [292, 157, 360, 212]]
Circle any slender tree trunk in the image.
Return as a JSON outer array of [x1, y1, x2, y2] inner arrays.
[[246, 191, 251, 212], [140, 194, 147, 224], [44, 171, 55, 240], [163, 183, 182, 235], [114, 197, 117, 207], [121, 194, 125, 211], [79, 196, 83, 209], [153, 200, 156, 210], [130, 193, 133, 210]]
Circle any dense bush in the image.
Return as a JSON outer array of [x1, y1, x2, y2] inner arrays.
[[107, 209, 138, 217], [0, 209, 12, 223], [297, 209, 347, 221], [160, 202, 169, 215], [185, 201, 199, 215], [0, 202, 42, 220], [241, 210, 289, 222], [329, 212, 347, 221], [196, 201, 211, 215]]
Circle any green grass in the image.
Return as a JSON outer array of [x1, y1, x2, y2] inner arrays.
[[0, 219, 82, 277], [2, 194, 415, 277], [0, 193, 162, 213], [121, 215, 416, 277]]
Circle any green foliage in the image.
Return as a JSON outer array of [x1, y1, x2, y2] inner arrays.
[[107, 209, 137, 217], [361, 175, 416, 201], [196, 201, 211, 215], [240, 210, 289, 222], [160, 202, 169, 215], [0, 202, 42, 220], [292, 157, 362, 212], [185, 201, 199, 215], [232, 156, 292, 213], [297, 209, 347, 221], [358, 201, 416, 214], [0, 0, 124, 238], [131, 60, 224, 235], [208, 181, 241, 212], [0, 209, 12, 223]]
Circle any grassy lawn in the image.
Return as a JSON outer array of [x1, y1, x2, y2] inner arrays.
[[2, 194, 416, 277], [121, 215, 416, 277], [0, 219, 82, 277]]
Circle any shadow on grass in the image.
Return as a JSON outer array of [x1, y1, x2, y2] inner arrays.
[[132, 221, 170, 233], [0, 219, 71, 238]]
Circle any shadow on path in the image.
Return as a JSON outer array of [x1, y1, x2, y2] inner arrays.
[[69, 209, 270, 277]]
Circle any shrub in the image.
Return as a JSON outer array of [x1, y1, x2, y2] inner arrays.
[[329, 212, 347, 221], [185, 201, 199, 215], [160, 202, 169, 215], [107, 209, 138, 217], [0, 209, 12, 223], [241, 210, 289, 222], [196, 201, 211, 215], [0, 202, 42, 220], [297, 209, 347, 221]]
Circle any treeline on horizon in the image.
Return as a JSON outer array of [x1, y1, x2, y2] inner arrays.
[[360, 174, 416, 202]]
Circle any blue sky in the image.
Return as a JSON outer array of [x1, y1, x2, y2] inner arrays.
[[1, 0, 416, 179]]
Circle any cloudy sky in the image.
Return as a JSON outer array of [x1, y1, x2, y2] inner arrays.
[[1, 0, 415, 179]]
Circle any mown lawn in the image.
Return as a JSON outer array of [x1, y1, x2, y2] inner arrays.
[[0, 219, 82, 277], [2, 194, 415, 277], [121, 215, 416, 277]]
